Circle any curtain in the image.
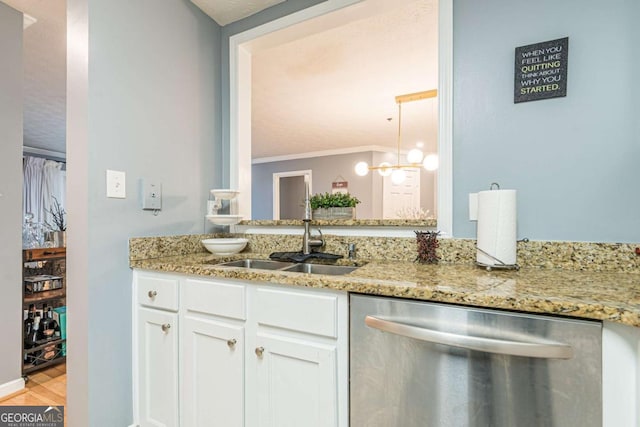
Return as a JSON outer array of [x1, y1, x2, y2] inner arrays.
[[23, 156, 47, 224], [23, 156, 66, 228], [42, 160, 65, 228]]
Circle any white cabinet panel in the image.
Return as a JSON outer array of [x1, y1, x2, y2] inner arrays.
[[254, 333, 338, 427], [184, 278, 245, 320], [255, 287, 338, 338], [137, 307, 179, 427], [137, 274, 179, 312], [181, 316, 244, 427]]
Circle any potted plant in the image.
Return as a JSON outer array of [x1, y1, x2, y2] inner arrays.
[[309, 192, 360, 220], [45, 197, 66, 247]]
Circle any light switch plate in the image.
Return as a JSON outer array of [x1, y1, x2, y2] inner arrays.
[[140, 179, 162, 210], [106, 170, 126, 198]]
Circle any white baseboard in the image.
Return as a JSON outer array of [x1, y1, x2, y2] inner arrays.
[[0, 377, 25, 399]]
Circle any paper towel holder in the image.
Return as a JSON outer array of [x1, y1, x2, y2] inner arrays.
[[476, 247, 520, 271], [476, 238, 528, 271]]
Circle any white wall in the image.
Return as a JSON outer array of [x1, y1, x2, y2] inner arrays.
[[0, 1, 24, 395], [66, 0, 221, 424]]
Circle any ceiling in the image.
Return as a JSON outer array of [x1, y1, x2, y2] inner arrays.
[[1, 0, 437, 160], [2, 0, 66, 155], [251, 0, 438, 159], [191, 0, 286, 26]]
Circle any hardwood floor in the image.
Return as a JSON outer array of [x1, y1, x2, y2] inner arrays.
[[0, 364, 66, 408]]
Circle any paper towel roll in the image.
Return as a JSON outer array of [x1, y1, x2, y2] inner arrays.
[[476, 189, 517, 266]]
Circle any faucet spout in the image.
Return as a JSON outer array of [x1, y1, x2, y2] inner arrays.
[[302, 220, 324, 255]]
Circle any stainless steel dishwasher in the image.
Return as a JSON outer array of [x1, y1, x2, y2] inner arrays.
[[350, 294, 602, 427]]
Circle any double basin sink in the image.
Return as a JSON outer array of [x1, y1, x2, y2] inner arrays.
[[215, 259, 359, 276]]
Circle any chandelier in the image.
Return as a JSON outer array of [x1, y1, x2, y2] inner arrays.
[[354, 89, 438, 184]]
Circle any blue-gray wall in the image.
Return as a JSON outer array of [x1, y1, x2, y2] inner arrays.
[[252, 152, 376, 219], [453, 0, 640, 242], [67, 0, 221, 425], [0, 1, 23, 391], [252, 151, 437, 220]]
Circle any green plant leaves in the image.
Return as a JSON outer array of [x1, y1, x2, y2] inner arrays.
[[309, 192, 361, 209]]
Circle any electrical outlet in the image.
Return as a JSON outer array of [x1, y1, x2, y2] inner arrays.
[[140, 179, 162, 210], [106, 170, 126, 198]]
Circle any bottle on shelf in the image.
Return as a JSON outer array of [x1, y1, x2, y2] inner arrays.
[[27, 310, 41, 364], [23, 304, 36, 362], [47, 306, 60, 338], [38, 304, 52, 341]]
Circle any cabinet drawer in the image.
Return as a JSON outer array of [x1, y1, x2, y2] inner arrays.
[[137, 274, 179, 312], [255, 287, 337, 338], [185, 279, 246, 320]]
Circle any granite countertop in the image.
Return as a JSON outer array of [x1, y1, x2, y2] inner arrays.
[[130, 252, 640, 328]]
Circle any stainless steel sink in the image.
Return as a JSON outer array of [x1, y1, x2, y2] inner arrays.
[[281, 263, 359, 275], [216, 259, 295, 270], [215, 258, 360, 275]]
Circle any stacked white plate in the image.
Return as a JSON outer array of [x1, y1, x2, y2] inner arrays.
[[206, 215, 243, 225], [210, 189, 239, 200], [202, 238, 248, 255]]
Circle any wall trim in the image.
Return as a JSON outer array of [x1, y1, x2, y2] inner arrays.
[[0, 377, 25, 399], [253, 145, 394, 164]]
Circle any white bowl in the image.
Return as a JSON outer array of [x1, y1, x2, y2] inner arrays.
[[210, 189, 239, 200], [206, 214, 243, 225], [202, 238, 248, 255]]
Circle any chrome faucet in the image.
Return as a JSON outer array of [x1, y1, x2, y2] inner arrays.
[[302, 177, 324, 255], [348, 243, 356, 259], [303, 221, 324, 255]]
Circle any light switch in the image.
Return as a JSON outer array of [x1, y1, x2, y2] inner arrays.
[[106, 170, 126, 198]]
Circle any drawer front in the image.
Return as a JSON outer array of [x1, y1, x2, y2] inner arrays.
[[185, 279, 246, 320], [255, 287, 337, 338], [137, 274, 179, 312]]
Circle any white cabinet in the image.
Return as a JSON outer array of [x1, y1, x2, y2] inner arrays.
[[134, 271, 180, 427], [180, 276, 247, 427], [181, 316, 244, 427], [253, 334, 338, 427], [133, 270, 348, 427], [247, 285, 348, 427]]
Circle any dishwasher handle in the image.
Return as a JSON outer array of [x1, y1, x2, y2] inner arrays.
[[365, 315, 574, 359]]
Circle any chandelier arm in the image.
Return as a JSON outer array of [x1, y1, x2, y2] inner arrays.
[[368, 163, 424, 171]]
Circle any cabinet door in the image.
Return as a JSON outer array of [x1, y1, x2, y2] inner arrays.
[[254, 334, 338, 427], [182, 316, 244, 427], [137, 308, 179, 427]]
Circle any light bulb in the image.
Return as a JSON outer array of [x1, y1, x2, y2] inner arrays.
[[391, 169, 406, 184], [354, 161, 369, 176], [416, 141, 425, 148], [406, 148, 424, 164], [423, 153, 439, 171], [378, 162, 392, 177]]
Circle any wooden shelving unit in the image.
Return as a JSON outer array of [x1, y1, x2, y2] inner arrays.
[[22, 247, 66, 375]]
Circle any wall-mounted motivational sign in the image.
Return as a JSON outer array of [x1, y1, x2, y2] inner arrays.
[[514, 37, 568, 103]]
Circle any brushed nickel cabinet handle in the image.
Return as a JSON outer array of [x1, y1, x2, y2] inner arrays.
[[148, 290, 158, 298], [227, 339, 237, 349], [161, 323, 171, 333], [255, 346, 264, 357]]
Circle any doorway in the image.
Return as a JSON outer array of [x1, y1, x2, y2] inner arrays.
[[273, 170, 312, 220]]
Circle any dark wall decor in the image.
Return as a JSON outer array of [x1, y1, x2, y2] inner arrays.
[[514, 37, 569, 103]]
